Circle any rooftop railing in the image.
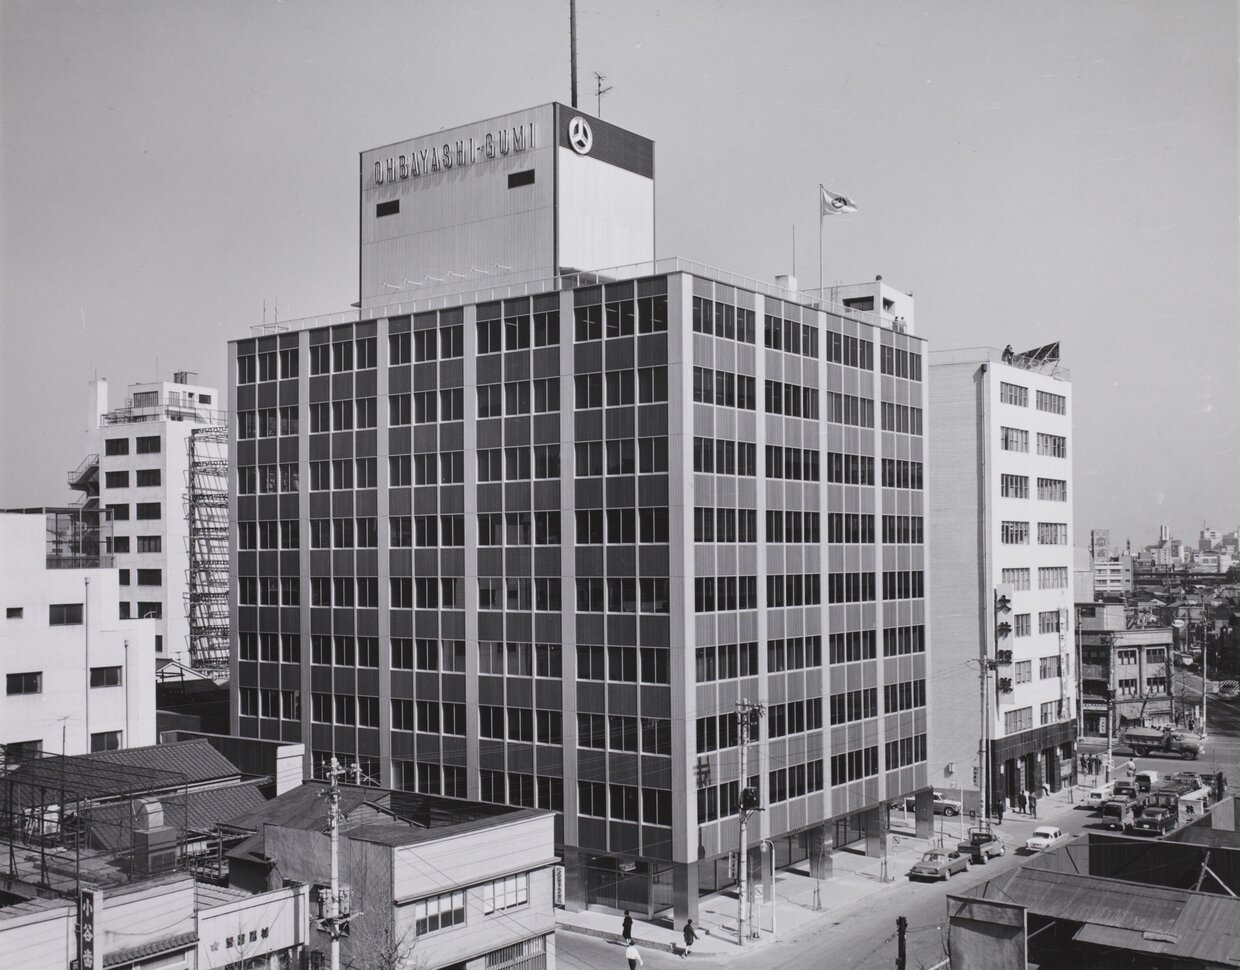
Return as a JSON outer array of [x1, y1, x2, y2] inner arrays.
[[929, 346, 1070, 382], [249, 257, 907, 337]]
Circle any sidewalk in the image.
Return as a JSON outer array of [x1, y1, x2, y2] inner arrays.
[[557, 783, 1090, 957], [556, 830, 950, 956]]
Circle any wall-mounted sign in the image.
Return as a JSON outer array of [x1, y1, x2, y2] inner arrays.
[[568, 116, 593, 155], [373, 123, 537, 185]]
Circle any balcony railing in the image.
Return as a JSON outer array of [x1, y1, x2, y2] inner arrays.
[[1081, 664, 1109, 681]]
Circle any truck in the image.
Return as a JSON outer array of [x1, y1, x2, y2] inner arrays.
[[1117, 727, 1203, 760], [957, 827, 1006, 864]]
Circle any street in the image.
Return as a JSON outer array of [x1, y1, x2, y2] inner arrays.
[[558, 686, 1240, 970]]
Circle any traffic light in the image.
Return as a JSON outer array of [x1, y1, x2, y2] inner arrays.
[[741, 786, 761, 811]]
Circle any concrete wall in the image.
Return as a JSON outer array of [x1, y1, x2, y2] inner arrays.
[[197, 884, 309, 969], [0, 513, 158, 756], [0, 900, 75, 970], [360, 106, 556, 308]]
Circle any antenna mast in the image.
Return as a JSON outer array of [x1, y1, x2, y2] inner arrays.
[[570, 0, 578, 107], [593, 71, 613, 116]]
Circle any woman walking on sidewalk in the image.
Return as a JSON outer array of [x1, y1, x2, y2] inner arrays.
[[682, 919, 697, 959]]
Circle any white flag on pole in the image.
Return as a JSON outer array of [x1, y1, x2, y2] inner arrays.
[[820, 186, 858, 217]]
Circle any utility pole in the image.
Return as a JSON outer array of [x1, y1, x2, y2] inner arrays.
[[319, 758, 354, 970], [1201, 622, 1210, 740], [896, 915, 908, 970], [736, 699, 764, 946]]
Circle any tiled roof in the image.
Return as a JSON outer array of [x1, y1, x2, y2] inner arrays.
[[104, 931, 197, 968], [87, 739, 241, 785], [83, 781, 270, 855]]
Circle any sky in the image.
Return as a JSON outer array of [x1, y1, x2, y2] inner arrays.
[[1, 0, 1236, 549]]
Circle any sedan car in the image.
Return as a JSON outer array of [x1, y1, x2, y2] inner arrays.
[[1024, 826, 1069, 853], [908, 849, 969, 881], [897, 792, 963, 817], [1133, 807, 1176, 835]]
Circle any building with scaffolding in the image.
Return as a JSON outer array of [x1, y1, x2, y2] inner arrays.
[[0, 508, 158, 760], [185, 425, 231, 676], [68, 373, 228, 669]]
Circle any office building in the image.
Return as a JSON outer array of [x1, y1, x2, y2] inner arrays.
[[0, 508, 157, 759], [928, 344, 1077, 811], [68, 374, 228, 670], [230, 104, 930, 923]]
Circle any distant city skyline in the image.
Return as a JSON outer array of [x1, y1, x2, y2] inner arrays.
[[2, 0, 1236, 545]]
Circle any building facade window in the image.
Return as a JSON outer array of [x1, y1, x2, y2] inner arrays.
[[999, 382, 1028, 407], [1038, 522, 1068, 545], [1001, 520, 1029, 544], [6, 672, 41, 695], [1037, 478, 1067, 501], [1037, 433, 1067, 458], [48, 603, 84, 625], [1003, 707, 1033, 734], [1036, 390, 1067, 414], [1001, 427, 1029, 452], [1001, 568, 1030, 591], [1000, 474, 1028, 498], [1038, 566, 1068, 589]]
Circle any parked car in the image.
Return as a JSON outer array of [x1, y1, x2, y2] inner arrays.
[[896, 792, 963, 817], [1101, 799, 1138, 832], [1024, 826, 1069, 852], [908, 849, 969, 881], [958, 828, 1006, 864], [1133, 805, 1177, 835], [1084, 783, 1116, 809], [1112, 780, 1141, 803], [1134, 770, 1164, 794]]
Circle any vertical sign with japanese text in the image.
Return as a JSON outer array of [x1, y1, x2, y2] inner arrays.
[[78, 889, 102, 970]]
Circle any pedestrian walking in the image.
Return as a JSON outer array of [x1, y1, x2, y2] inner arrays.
[[621, 910, 633, 943], [996, 799, 1005, 825], [1124, 759, 1136, 777], [682, 919, 697, 959], [1029, 794, 1038, 818], [625, 941, 644, 969], [1017, 790, 1027, 815]]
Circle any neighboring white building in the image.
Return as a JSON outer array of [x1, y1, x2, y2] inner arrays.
[[68, 373, 227, 667], [0, 509, 157, 759], [928, 345, 1077, 812], [1093, 555, 1134, 597]]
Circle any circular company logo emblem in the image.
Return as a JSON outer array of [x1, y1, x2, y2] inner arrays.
[[568, 116, 593, 155]]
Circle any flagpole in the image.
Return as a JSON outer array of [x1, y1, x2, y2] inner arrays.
[[818, 185, 824, 302]]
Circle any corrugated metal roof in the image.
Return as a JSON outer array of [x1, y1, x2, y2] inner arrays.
[[974, 867, 1240, 965]]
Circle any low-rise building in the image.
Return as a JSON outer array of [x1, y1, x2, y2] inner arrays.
[[1077, 602, 1175, 737], [0, 508, 158, 760], [224, 781, 559, 970]]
